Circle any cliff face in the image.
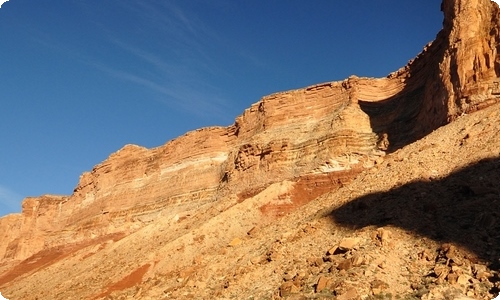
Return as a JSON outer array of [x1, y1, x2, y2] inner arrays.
[[0, 81, 378, 262], [1, 0, 500, 298], [1, 0, 499, 263]]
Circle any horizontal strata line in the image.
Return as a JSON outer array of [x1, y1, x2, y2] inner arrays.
[[69, 188, 220, 227], [159, 152, 228, 175]]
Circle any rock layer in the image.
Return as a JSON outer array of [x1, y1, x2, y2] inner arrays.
[[1, 0, 500, 298]]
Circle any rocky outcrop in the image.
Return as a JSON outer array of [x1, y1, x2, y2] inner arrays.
[[1, 0, 500, 298], [0, 80, 379, 263], [357, 0, 500, 150]]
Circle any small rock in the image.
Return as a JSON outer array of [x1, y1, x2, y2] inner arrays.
[[307, 257, 324, 267], [447, 272, 458, 284], [418, 249, 433, 261], [283, 268, 297, 281], [434, 264, 448, 277], [472, 264, 488, 278], [475, 271, 492, 281], [324, 255, 335, 262], [280, 282, 300, 297], [283, 272, 295, 282], [337, 258, 353, 271], [337, 254, 364, 271], [378, 261, 387, 269], [250, 255, 265, 265], [451, 265, 463, 274], [229, 237, 243, 247], [293, 271, 307, 285], [337, 287, 359, 300], [351, 254, 364, 267], [320, 263, 331, 273], [338, 238, 361, 251], [445, 247, 463, 266], [327, 246, 339, 255], [186, 279, 195, 287], [297, 269, 307, 277], [315, 257, 324, 266], [376, 228, 391, 246], [371, 279, 389, 295], [316, 276, 332, 293], [310, 266, 320, 275], [267, 250, 281, 261], [457, 274, 471, 285]]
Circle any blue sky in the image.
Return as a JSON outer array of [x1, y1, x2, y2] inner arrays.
[[0, 0, 443, 216]]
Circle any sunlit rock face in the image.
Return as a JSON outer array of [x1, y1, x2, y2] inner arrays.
[[1, 1, 500, 299]]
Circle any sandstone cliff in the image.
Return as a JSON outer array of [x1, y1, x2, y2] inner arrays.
[[1, 0, 500, 299]]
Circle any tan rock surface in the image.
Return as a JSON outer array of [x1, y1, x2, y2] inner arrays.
[[1, 0, 500, 299]]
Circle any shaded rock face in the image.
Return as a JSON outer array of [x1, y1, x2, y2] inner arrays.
[[360, 0, 500, 150], [0, 0, 500, 298]]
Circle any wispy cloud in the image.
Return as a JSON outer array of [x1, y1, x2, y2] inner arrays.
[[31, 0, 239, 120], [117, 0, 225, 74], [114, 0, 215, 58], [108, 40, 182, 78], [89, 62, 229, 118], [0, 185, 22, 215], [91, 1, 234, 119]]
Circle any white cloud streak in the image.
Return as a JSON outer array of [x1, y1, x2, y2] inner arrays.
[[91, 1, 233, 118], [89, 62, 228, 118], [31, 0, 239, 120]]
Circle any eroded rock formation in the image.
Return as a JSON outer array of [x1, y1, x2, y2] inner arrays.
[[1, 0, 500, 299]]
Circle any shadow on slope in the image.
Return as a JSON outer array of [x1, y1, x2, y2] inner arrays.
[[330, 157, 500, 269]]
